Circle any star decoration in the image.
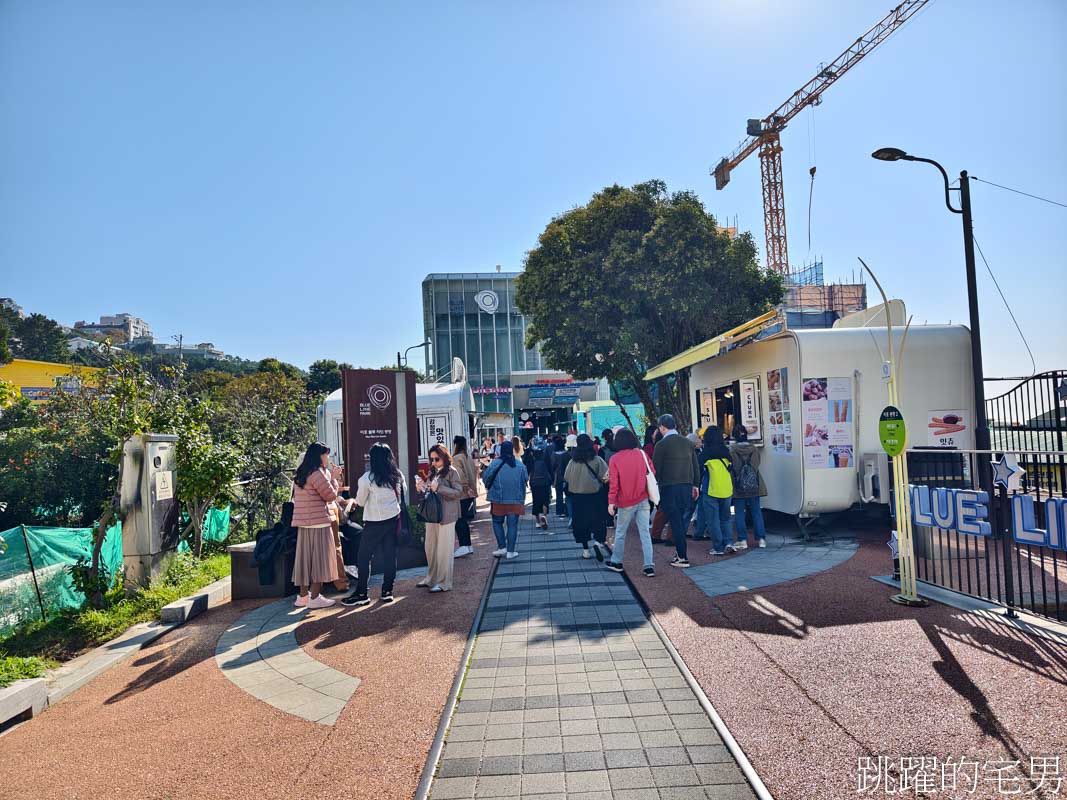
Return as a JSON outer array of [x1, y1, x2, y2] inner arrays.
[[991, 453, 1025, 491]]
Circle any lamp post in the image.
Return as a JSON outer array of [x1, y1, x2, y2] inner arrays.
[[398, 340, 431, 371], [871, 148, 992, 499]]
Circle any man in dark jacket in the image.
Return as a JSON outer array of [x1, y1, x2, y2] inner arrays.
[[652, 414, 701, 567]]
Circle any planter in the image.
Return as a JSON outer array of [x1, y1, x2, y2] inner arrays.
[[0, 678, 47, 730]]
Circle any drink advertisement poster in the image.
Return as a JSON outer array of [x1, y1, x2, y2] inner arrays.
[[766, 367, 793, 454], [802, 377, 854, 469]]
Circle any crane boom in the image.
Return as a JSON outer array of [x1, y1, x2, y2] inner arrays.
[[712, 0, 929, 274]]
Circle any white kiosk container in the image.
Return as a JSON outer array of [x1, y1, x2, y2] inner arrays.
[[684, 324, 975, 517]]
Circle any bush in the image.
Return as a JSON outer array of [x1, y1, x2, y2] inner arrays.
[[0, 655, 51, 689]]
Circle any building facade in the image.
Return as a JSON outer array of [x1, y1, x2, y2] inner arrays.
[[422, 272, 546, 418], [74, 313, 154, 342]]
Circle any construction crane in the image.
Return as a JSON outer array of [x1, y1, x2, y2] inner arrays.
[[712, 1, 929, 275]]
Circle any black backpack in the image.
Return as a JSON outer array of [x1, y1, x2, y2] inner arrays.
[[735, 450, 760, 496], [529, 452, 553, 487]]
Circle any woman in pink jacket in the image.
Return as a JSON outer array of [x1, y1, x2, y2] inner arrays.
[[605, 428, 657, 578], [291, 442, 342, 608]]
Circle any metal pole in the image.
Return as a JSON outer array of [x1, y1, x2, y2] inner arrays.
[[20, 525, 47, 622], [960, 171, 993, 496], [397, 350, 403, 370]]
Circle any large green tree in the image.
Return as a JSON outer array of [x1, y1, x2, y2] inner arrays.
[[12, 313, 71, 363], [516, 180, 783, 431], [307, 359, 354, 396]]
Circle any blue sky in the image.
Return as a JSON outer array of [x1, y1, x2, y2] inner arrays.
[[2, 1, 1064, 381]]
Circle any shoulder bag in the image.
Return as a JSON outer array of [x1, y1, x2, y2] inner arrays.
[[416, 478, 445, 524], [639, 450, 661, 505]]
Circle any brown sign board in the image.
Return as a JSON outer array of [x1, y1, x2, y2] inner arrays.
[[341, 369, 419, 490]]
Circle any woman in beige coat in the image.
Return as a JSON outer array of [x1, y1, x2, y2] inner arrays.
[[415, 444, 463, 592], [451, 435, 479, 558]]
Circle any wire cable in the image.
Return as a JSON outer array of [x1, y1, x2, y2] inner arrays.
[[970, 176, 1067, 209], [973, 234, 1037, 377]]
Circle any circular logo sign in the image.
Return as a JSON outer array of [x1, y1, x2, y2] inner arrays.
[[367, 383, 393, 410], [474, 290, 500, 314], [878, 405, 906, 457]]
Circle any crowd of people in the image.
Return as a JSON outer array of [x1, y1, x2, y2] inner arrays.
[[284, 413, 769, 607]]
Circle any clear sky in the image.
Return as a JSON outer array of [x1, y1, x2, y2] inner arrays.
[[2, 1, 1064, 381]]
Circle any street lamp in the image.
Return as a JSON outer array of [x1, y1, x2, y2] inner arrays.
[[398, 340, 431, 371], [872, 147, 993, 499]]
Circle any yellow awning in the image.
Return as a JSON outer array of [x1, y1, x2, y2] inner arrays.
[[643, 310, 779, 381]]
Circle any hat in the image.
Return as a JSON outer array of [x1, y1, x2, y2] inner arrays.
[[565, 434, 578, 449], [532, 435, 547, 449], [686, 432, 701, 446]]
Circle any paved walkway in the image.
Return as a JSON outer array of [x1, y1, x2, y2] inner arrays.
[[428, 513, 756, 800], [685, 531, 858, 599]]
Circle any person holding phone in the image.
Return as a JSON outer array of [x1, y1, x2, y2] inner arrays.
[[415, 444, 463, 592], [291, 442, 342, 609]]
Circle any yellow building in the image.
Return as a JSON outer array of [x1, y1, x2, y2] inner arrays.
[[0, 358, 103, 404]]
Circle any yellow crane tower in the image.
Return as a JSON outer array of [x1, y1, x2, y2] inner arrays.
[[713, 1, 930, 275]]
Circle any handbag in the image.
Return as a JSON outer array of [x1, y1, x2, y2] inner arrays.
[[395, 484, 416, 547], [417, 484, 444, 524], [640, 450, 661, 506], [280, 483, 296, 529]]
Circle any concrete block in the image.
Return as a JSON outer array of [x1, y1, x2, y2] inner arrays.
[[0, 678, 47, 728], [160, 576, 231, 624]]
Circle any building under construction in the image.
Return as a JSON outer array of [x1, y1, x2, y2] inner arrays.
[[780, 261, 867, 329]]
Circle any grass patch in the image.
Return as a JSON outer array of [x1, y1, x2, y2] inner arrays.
[[0, 552, 230, 663], [0, 655, 55, 689]]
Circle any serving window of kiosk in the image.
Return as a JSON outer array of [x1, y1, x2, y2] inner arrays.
[[696, 376, 763, 443]]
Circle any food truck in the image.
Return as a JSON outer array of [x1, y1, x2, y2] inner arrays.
[[645, 308, 976, 519], [317, 379, 477, 475]]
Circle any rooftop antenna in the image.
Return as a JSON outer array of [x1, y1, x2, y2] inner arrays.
[[495, 264, 501, 273]]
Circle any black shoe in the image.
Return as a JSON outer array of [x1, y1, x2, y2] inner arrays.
[[591, 542, 605, 562], [605, 562, 624, 573], [669, 556, 691, 568], [643, 566, 656, 577], [380, 589, 394, 602], [341, 592, 370, 607]]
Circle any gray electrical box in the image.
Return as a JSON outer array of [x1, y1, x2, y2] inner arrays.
[[120, 433, 179, 587]]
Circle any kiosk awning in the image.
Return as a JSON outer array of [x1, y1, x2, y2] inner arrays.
[[643, 310, 780, 381]]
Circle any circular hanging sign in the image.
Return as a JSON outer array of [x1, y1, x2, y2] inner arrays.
[[519, 412, 530, 421], [474, 290, 500, 314], [879, 405, 907, 457]]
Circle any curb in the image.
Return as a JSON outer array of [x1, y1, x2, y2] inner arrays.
[[621, 569, 777, 800], [44, 575, 233, 709], [414, 517, 502, 800], [0, 678, 47, 735]]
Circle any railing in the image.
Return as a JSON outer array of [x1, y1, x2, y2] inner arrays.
[[901, 446, 1066, 623]]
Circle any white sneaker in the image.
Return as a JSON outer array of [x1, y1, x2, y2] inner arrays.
[[429, 584, 445, 592], [505, 551, 519, 560], [492, 548, 507, 557], [453, 546, 473, 558], [307, 595, 335, 609], [294, 594, 308, 607], [733, 540, 748, 551], [758, 539, 767, 548], [582, 549, 592, 559]]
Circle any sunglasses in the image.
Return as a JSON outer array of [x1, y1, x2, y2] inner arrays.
[[430, 456, 442, 463]]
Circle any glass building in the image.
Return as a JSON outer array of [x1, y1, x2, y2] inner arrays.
[[422, 272, 545, 417]]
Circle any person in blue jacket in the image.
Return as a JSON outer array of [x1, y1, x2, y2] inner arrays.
[[482, 440, 529, 560]]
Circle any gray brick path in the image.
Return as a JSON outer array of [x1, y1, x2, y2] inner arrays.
[[428, 513, 756, 799], [687, 532, 858, 599]]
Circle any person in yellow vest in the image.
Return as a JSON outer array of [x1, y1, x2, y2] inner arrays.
[[698, 426, 735, 556]]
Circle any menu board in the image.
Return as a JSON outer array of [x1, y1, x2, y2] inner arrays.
[[802, 376, 853, 469], [766, 368, 793, 455], [738, 377, 762, 442]]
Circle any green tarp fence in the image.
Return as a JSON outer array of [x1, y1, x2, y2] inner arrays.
[[177, 506, 231, 552], [0, 522, 123, 636]]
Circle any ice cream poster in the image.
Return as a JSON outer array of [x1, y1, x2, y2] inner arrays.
[[802, 377, 854, 469]]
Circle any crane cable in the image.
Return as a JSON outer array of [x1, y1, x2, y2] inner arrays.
[[807, 103, 817, 254]]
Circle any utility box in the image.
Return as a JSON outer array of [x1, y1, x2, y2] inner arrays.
[[120, 433, 180, 587]]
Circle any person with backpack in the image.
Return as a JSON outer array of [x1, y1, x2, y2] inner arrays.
[[524, 438, 554, 530], [551, 435, 569, 517], [698, 426, 735, 557], [482, 440, 528, 560], [730, 424, 768, 549], [564, 433, 610, 560]]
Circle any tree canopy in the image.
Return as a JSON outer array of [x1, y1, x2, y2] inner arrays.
[[307, 359, 354, 396], [515, 180, 783, 430], [1, 310, 71, 364]]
